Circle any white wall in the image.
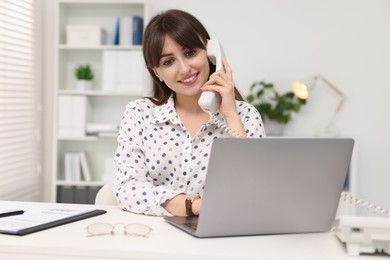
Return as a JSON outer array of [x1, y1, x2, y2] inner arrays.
[[148, 0, 390, 213]]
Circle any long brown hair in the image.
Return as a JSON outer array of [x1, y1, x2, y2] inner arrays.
[[142, 9, 243, 105]]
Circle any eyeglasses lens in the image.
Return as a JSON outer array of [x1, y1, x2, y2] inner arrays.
[[87, 223, 113, 236], [125, 224, 152, 236]]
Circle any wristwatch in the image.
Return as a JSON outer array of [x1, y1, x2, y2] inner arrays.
[[185, 194, 200, 216]]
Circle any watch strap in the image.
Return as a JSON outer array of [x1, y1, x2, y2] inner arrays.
[[185, 195, 200, 216]]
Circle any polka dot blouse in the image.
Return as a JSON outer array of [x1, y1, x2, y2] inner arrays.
[[114, 95, 266, 216]]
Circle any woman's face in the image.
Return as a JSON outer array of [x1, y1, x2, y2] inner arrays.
[[153, 35, 210, 99]]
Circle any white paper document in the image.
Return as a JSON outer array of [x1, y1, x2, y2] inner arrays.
[[0, 203, 105, 235]]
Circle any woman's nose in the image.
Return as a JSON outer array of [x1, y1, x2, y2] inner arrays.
[[177, 59, 190, 74]]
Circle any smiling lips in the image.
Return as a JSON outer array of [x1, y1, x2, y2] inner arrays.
[[179, 73, 198, 85]]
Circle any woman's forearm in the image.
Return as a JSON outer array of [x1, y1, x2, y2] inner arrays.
[[161, 194, 202, 216]]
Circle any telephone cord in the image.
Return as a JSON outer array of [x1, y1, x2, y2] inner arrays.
[[341, 191, 390, 217], [208, 112, 243, 138]]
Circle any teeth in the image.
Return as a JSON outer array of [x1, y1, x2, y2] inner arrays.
[[181, 75, 196, 83]]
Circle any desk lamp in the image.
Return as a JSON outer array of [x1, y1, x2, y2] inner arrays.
[[292, 75, 345, 136]]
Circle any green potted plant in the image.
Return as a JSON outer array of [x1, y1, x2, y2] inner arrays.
[[246, 81, 306, 135], [74, 64, 94, 90]]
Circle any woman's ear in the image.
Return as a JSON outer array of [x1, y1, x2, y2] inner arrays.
[[153, 68, 163, 82]]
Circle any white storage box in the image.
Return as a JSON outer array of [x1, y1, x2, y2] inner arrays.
[[66, 25, 104, 46]]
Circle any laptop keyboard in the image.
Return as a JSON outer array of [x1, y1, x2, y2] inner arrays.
[[183, 222, 198, 230]]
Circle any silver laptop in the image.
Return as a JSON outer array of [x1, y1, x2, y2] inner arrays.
[[165, 138, 354, 238]]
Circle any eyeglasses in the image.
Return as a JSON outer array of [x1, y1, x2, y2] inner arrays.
[[85, 223, 153, 237]]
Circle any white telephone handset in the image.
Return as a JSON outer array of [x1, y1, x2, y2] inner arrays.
[[198, 38, 224, 115], [198, 39, 241, 138]]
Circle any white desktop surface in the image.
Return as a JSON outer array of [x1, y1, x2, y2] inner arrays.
[[0, 201, 378, 260]]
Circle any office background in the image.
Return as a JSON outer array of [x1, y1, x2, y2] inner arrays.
[[14, 0, 390, 211]]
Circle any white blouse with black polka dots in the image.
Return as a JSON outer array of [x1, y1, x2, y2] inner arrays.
[[114, 95, 266, 216]]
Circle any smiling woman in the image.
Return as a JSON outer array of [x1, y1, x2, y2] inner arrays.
[[113, 9, 265, 217]]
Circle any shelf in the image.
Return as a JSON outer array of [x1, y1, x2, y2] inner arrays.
[[52, 0, 148, 204], [56, 180, 106, 187], [58, 136, 116, 141], [58, 44, 142, 51], [58, 89, 140, 97]]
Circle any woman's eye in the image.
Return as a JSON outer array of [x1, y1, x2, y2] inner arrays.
[[185, 50, 197, 57], [162, 59, 174, 66]]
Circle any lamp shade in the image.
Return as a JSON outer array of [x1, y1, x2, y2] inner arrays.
[[292, 81, 309, 100]]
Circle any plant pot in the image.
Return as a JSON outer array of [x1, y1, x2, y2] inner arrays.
[[75, 80, 93, 91], [263, 118, 284, 136]]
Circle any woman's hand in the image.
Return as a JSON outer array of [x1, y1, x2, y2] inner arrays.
[[201, 57, 237, 119], [201, 58, 246, 137]]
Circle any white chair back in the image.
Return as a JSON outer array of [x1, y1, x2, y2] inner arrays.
[[95, 181, 117, 205]]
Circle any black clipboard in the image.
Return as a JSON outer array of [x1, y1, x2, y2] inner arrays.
[[0, 209, 106, 236]]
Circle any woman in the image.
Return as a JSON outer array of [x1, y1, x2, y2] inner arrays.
[[114, 9, 265, 217]]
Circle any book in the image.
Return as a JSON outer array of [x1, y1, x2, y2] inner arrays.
[[79, 152, 92, 181], [64, 153, 72, 181], [0, 202, 106, 236], [74, 153, 81, 182], [132, 16, 143, 45], [64, 152, 92, 182], [111, 16, 120, 45], [64, 152, 81, 182]]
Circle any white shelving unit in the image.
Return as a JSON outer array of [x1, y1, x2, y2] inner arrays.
[[52, 0, 149, 203]]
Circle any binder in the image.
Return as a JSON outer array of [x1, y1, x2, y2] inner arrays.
[[101, 50, 143, 94], [132, 16, 143, 45], [58, 95, 90, 138]]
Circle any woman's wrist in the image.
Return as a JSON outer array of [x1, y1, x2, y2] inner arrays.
[[224, 114, 247, 137], [185, 194, 201, 216]]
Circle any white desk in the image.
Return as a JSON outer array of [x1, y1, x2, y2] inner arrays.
[[0, 201, 379, 260]]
